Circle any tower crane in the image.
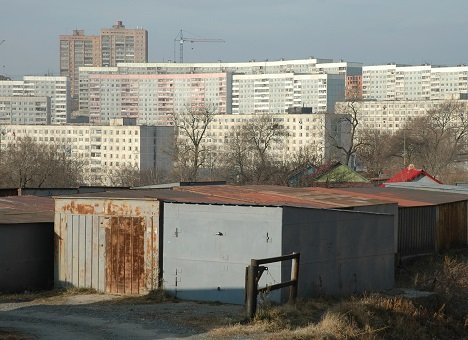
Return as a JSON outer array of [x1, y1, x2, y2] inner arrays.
[[173, 30, 224, 63]]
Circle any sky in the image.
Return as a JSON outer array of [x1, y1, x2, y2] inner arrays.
[[1, 0, 468, 78]]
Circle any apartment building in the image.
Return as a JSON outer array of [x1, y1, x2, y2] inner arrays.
[[335, 99, 468, 134], [83, 72, 231, 125], [78, 58, 356, 123], [198, 113, 350, 162], [0, 96, 50, 125], [231, 73, 344, 114], [0, 76, 70, 124], [60, 21, 147, 109], [100, 21, 148, 67], [0, 120, 174, 185], [59, 30, 101, 102], [363, 64, 468, 101]]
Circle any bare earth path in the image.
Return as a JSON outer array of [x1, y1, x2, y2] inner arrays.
[[0, 294, 244, 339]]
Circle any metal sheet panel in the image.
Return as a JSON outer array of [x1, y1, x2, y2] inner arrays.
[[398, 206, 436, 256], [163, 203, 283, 304], [54, 198, 159, 294], [437, 201, 468, 251], [282, 207, 395, 298]]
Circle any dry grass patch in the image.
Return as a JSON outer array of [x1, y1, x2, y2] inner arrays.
[[208, 249, 468, 339]]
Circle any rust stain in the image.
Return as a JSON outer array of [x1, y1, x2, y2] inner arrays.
[[135, 207, 142, 216], [105, 216, 146, 295], [105, 201, 134, 216], [62, 201, 96, 214]]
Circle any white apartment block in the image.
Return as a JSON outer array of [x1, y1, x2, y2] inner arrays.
[[0, 120, 174, 185], [198, 113, 350, 162], [0, 96, 51, 124], [231, 73, 344, 114], [335, 99, 468, 134], [0, 76, 70, 124], [82, 72, 231, 126], [78, 58, 359, 123], [363, 64, 468, 101]]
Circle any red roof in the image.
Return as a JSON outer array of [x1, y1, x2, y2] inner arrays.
[[383, 166, 442, 186]]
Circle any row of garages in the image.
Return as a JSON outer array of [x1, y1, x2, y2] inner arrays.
[[1, 185, 467, 305]]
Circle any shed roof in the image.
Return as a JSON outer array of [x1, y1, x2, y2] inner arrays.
[[55, 185, 393, 209], [0, 196, 54, 224], [384, 166, 442, 185], [385, 182, 468, 194], [324, 187, 468, 207]]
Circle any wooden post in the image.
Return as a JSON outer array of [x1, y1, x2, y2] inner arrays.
[[289, 252, 300, 304], [246, 260, 258, 319]]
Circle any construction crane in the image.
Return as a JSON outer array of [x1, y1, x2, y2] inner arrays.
[[173, 30, 224, 63]]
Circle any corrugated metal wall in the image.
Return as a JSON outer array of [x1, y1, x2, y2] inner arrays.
[[436, 201, 467, 251], [55, 198, 159, 294], [398, 206, 436, 256]]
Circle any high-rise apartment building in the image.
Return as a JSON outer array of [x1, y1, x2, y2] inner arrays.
[[59, 22, 148, 111], [100, 21, 148, 67], [362, 64, 468, 101], [0, 96, 51, 125], [0, 76, 70, 124], [78, 59, 356, 123], [59, 30, 100, 104]]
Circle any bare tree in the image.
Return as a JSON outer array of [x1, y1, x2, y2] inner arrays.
[[171, 105, 216, 181], [0, 137, 83, 188], [396, 100, 468, 177], [331, 101, 366, 166], [107, 164, 141, 187], [222, 114, 288, 184], [355, 128, 395, 177]]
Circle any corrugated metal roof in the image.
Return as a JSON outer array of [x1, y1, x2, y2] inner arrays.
[[55, 185, 393, 209], [325, 187, 468, 207], [0, 196, 54, 224], [385, 182, 468, 195]]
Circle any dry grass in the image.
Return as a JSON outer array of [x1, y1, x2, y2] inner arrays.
[[208, 249, 468, 339]]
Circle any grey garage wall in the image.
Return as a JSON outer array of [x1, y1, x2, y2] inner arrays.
[[163, 203, 283, 304], [0, 223, 54, 293], [281, 207, 395, 299]]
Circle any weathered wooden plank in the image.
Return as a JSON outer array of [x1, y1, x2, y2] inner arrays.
[[122, 217, 132, 294], [98, 216, 107, 293], [78, 215, 86, 287], [85, 215, 93, 288], [91, 215, 100, 290], [72, 215, 80, 287]]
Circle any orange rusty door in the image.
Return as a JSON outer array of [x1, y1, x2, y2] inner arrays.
[[105, 216, 146, 294]]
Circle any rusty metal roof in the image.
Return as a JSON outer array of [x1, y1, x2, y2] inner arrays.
[[55, 185, 394, 209], [324, 187, 468, 207], [0, 196, 54, 224]]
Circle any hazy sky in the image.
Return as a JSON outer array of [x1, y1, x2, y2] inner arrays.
[[2, 0, 468, 78]]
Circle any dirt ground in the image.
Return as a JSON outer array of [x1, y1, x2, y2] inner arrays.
[[0, 292, 245, 339]]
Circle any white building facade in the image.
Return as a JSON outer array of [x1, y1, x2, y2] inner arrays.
[[0, 120, 174, 185], [0, 96, 51, 125], [0, 76, 70, 124], [335, 99, 468, 134], [363, 64, 468, 101], [78, 59, 359, 124], [200, 113, 350, 162]]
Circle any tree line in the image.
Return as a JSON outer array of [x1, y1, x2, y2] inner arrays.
[[1, 100, 467, 188]]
